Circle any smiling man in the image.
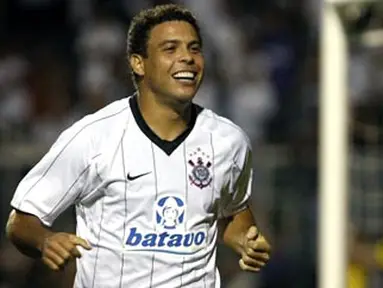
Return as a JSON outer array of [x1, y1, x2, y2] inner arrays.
[[6, 4, 271, 288]]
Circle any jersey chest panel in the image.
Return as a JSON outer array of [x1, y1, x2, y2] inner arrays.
[[101, 127, 231, 256]]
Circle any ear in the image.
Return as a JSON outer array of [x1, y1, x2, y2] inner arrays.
[[129, 54, 145, 77]]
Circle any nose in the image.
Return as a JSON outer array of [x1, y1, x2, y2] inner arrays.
[[179, 47, 194, 64]]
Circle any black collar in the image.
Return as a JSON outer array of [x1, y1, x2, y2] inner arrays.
[[129, 95, 201, 155]]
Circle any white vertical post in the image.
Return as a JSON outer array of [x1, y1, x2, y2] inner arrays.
[[319, 2, 349, 288]]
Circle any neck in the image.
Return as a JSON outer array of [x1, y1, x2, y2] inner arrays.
[[136, 89, 193, 141]]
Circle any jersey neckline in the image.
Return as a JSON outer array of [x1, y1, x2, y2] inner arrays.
[[129, 94, 201, 156]]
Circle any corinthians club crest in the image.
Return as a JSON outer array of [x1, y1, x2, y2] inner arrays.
[[188, 148, 212, 189]]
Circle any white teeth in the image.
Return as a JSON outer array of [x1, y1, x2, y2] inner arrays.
[[173, 71, 195, 79]]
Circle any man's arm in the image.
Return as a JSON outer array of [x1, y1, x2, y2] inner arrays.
[[6, 209, 91, 271], [6, 209, 53, 258], [219, 131, 271, 271], [6, 117, 100, 271], [220, 207, 271, 272], [221, 207, 254, 255]]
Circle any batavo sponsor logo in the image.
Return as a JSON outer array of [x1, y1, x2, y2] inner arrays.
[[124, 196, 206, 255]]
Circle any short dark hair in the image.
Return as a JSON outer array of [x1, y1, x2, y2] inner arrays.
[[127, 4, 202, 87]]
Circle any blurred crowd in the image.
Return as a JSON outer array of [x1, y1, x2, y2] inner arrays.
[[0, 0, 320, 147], [1, 0, 382, 288], [0, 0, 316, 287]]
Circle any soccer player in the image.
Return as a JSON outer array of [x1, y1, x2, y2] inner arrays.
[[6, 4, 271, 287]]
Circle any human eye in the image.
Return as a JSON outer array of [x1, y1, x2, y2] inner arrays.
[[163, 45, 176, 53], [190, 44, 202, 54]]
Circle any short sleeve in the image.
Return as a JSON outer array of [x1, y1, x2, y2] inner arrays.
[[219, 142, 253, 219], [11, 121, 99, 227]]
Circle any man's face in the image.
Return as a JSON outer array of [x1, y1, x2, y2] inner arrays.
[[133, 20, 204, 104], [164, 207, 178, 222]]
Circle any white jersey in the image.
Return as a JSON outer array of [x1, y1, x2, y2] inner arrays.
[[11, 95, 253, 288]]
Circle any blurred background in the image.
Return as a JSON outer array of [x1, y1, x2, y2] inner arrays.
[[0, 0, 380, 287]]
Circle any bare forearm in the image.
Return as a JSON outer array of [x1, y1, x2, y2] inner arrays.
[[220, 208, 271, 272], [222, 208, 255, 255], [6, 210, 53, 258]]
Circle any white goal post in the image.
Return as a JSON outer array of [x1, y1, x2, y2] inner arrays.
[[320, 2, 348, 288], [320, 1, 381, 287]]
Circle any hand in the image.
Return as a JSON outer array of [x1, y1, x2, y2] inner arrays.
[[239, 226, 271, 272], [41, 232, 92, 271]]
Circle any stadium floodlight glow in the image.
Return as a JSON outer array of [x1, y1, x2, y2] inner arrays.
[[359, 29, 383, 48], [326, 0, 378, 4], [332, 0, 383, 36]]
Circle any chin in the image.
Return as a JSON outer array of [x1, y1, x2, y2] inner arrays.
[[178, 92, 196, 102], [171, 89, 197, 104], [174, 95, 195, 106]]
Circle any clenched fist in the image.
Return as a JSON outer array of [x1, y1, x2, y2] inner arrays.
[[41, 233, 92, 271], [239, 226, 271, 272]]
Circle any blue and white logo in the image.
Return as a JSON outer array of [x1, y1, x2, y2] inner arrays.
[[156, 196, 184, 230], [124, 195, 206, 255]]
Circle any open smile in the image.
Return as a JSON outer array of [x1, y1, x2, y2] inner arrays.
[[172, 71, 198, 84]]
